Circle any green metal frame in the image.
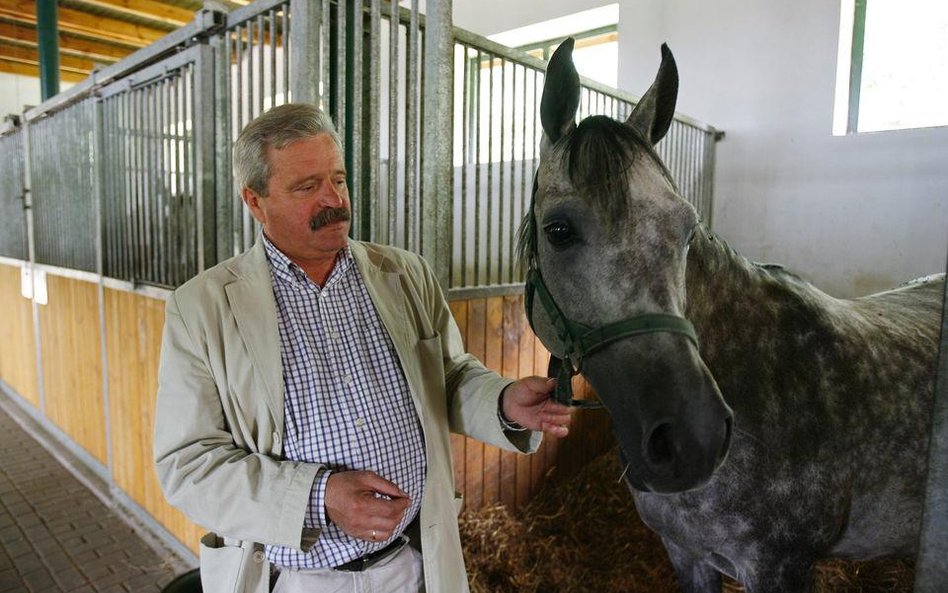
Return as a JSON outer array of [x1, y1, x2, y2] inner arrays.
[[846, 0, 867, 134]]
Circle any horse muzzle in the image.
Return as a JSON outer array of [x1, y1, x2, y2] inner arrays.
[[587, 352, 734, 494]]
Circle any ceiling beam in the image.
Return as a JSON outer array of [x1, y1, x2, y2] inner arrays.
[[68, 0, 194, 28], [0, 59, 86, 83], [0, 1, 169, 48], [0, 43, 95, 75], [0, 22, 127, 63]]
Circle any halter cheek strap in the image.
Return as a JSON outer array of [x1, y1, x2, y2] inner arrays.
[[527, 264, 699, 408]]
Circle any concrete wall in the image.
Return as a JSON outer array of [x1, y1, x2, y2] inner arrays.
[[455, 0, 948, 298]]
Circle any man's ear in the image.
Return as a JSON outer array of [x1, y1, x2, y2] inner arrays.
[[241, 187, 266, 225]]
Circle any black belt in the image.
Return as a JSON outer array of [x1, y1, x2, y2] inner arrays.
[[335, 536, 408, 572]]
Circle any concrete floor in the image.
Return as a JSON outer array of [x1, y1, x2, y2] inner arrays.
[[0, 397, 193, 593]]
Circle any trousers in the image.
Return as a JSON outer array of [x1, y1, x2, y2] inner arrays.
[[272, 546, 425, 593]]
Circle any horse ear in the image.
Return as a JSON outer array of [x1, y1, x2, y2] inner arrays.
[[540, 37, 580, 148], [626, 43, 679, 145]]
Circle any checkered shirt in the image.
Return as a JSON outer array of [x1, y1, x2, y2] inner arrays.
[[261, 236, 426, 569]]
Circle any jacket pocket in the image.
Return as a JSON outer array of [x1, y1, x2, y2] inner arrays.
[[199, 532, 269, 593]]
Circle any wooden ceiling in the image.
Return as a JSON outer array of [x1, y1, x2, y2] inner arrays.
[[0, 0, 251, 83]]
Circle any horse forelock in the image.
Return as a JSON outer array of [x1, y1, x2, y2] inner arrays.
[[517, 114, 678, 270]]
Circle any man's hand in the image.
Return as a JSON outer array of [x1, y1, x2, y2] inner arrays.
[[324, 471, 410, 542], [501, 376, 574, 438]]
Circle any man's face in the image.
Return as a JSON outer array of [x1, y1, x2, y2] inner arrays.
[[242, 133, 351, 265]]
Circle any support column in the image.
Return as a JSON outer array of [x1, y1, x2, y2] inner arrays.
[[36, 0, 60, 100]]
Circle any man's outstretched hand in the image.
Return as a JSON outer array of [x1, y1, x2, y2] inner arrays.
[[500, 376, 574, 438]]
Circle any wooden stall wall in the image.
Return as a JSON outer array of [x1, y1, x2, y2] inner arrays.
[[104, 288, 203, 554], [37, 275, 107, 464], [0, 263, 39, 406], [1, 272, 613, 554], [449, 294, 614, 513]]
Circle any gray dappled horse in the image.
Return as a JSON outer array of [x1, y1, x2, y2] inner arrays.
[[520, 38, 944, 593]]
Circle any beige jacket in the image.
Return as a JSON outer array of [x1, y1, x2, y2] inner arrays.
[[153, 239, 540, 593]]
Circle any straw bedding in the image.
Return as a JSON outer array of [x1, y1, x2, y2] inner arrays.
[[459, 449, 914, 593]]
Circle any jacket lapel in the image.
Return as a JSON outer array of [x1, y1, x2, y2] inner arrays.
[[224, 240, 285, 427], [350, 241, 415, 355]]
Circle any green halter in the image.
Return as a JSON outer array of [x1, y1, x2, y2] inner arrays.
[[523, 176, 699, 408]]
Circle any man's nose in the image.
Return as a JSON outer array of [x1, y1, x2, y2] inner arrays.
[[317, 181, 346, 206]]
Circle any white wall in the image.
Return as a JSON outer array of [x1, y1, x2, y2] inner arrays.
[[454, 0, 948, 298], [0, 72, 75, 120], [0, 73, 43, 119]]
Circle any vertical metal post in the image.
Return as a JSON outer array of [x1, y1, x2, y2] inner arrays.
[[915, 252, 948, 591], [421, 0, 453, 288], [194, 43, 217, 270], [36, 0, 60, 100], [212, 31, 234, 261], [847, 0, 867, 134], [290, 0, 322, 104]]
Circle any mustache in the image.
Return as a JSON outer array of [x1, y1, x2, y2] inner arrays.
[[309, 207, 351, 231]]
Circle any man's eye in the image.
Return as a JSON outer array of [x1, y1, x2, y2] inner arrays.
[[543, 221, 575, 247]]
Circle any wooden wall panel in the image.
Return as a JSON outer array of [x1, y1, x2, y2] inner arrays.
[[450, 294, 614, 513], [104, 288, 202, 554], [0, 263, 39, 406], [37, 275, 107, 463]]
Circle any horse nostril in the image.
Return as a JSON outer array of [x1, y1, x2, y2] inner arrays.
[[646, 422, 676, 469]]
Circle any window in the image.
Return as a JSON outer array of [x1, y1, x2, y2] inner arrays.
[[834, 0, 948, 134], [488, 4, 619, 87]]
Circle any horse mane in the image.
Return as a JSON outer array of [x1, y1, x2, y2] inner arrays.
[[517, 114, 678, 269]]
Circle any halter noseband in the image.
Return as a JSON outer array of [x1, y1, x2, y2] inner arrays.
[[524, 175, 699, 409]]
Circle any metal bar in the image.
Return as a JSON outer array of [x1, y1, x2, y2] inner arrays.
[[321, 0, 330, 110], [282, 6, 290, 102], [405, 0, 418, 252], [212, 32, 233, 262], [257, 14, 266, 116], [498, 56, 506, 284], [473, 48, 481, 286], [269, 8, 277, 106], [485, 51, 494, 284], [387, 15, 398, 246], [460, 43, 469, 287], [347, 0, 364, 240], [195, 43, 216, 272], [335, 0, 347, 151], [367, 0, 381, 243], [424, 0, 457, 276]]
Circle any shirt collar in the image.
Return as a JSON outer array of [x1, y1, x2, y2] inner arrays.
[[261, 233, 354, 288]]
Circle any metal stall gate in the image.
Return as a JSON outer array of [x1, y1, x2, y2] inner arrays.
[[99, 46, 214, 288], [0, 119, 26, 262], [3, 0, 718, 295], [448, 31, 720, 294]]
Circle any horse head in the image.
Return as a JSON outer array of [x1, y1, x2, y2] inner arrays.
[[521, 38, 733, 493]]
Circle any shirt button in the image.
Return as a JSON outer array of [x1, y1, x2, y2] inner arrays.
[[355, 418, 365, 428], [342, 374, 352, 385], [330, 331, 339, 340], [252, 550, 266, 563]]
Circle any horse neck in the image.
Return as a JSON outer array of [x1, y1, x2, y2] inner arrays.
[[684, 224, 761, 321], [683, 224, 805, 369]]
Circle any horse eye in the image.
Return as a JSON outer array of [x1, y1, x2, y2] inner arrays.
[[544, 221, 575, 247]]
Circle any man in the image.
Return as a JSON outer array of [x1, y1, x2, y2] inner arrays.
[[153, 103, 572, 593]]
